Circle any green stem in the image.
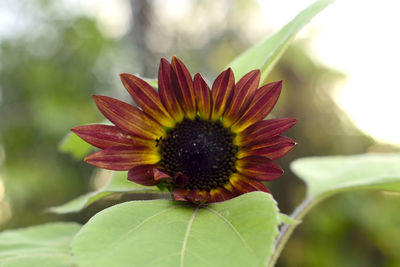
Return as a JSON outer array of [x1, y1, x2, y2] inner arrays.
[[267, 197, 317, 267]]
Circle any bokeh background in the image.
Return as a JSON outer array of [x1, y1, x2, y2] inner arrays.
[[1, 0, 399, 266]]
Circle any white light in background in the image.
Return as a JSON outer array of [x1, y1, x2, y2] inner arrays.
[[260, 0, 400, 146], [310, 1, 400, 146], [66, 0, 131, 39]]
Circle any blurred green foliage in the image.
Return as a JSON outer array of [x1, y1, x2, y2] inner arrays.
[[0, 0, 399, 266], [0, 1, 117, 228]]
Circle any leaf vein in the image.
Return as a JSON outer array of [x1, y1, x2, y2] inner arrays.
[[205, 207, 256, 256], [106, 204, 179, 254], [125, 205, 178, 236], [180, 207, 199, 267]]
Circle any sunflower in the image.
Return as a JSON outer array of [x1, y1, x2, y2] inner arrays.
[[72, 56, 296, 203]]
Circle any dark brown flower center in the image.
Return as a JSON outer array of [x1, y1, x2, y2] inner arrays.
[[158, 117, 238, 191]]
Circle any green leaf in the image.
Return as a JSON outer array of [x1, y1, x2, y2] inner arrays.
[[0, 222, 80, 267], [49, 171, 164, 214], [227, 0, 333, 82], [269, 154, 400, 267], [291, 153, 400, 200], [59, 131, 93, 160], [71, 192, 280, 267]]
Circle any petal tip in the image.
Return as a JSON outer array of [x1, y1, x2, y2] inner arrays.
[[160, 58, 170, 65], [193, 73, 202, 79], [92, 95, 105, 104], [70, 126, 87, 136], [83, 155, 91, 163], [119, 72, 132, 79], [70, 126, 79, 133], [285, 118, 297, 130], [248, 69, 261, 77], [266, 80, 283, 90], [171, 55, 182, 63]]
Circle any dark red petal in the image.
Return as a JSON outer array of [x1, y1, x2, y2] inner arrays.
[[186, 189, 211, 203], [158, 58, 185, 122], [193, 73, 212, 120], [120, 73, 174, 127], [235, 118, 297, 147], [230, 173, 270, 193], [231, 80, 282, 133], [153, 168, 171, 181], [128, 165, 160, 186], [171, 56, 196, 119], [209, 187, 236, 202], [211, 68, 235, 120], [223, 70, 260, 127], [236, 155, 283, 181], [71, 124, 142, 149], [173, 188, 190, 201], [173, 188, 211, 203], [238, 136, 296, 160], [84, 146, 160, 171], [93, 95, 165, 140]]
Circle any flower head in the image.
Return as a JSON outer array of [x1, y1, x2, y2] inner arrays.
[[72, 56, 296, 203]]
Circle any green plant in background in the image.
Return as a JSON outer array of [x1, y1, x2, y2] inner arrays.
[[0, 3, 117, 229], [1, 0, 400, 266]]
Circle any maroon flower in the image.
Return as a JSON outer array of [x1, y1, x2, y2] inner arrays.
[[72, 56, 296, 203]]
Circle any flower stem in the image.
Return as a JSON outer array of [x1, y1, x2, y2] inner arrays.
[[267, 197, 316, 267]]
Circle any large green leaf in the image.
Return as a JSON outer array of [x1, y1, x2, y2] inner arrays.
[[0, 222, 80, 267], [291, 153, 400, 199], [268, 153, 400, 267], [49, 171, 164, 214], [71, 192, 280, 267], [227, 0, 333, 82]]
